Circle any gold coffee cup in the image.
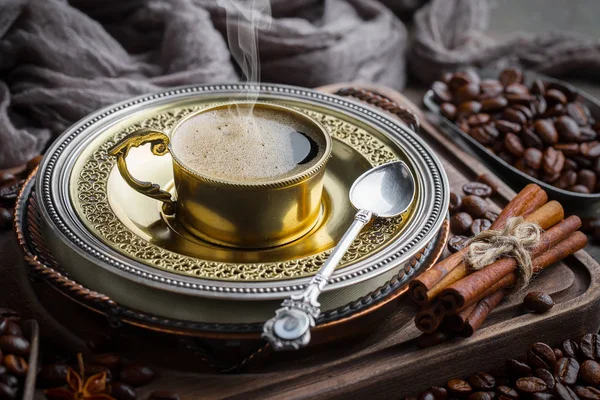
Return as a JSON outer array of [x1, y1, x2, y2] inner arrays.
[[109, 102, 332, 248]]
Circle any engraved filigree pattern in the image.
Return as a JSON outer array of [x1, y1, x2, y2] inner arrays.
[[76, 106, 405, 281]]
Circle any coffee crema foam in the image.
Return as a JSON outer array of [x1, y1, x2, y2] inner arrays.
[[171, 107, 326, 182]]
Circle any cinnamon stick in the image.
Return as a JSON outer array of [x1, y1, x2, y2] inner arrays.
[[409, 184, 548, 305], [460, 290, 506, 337], [440, 219, 584, 313], [444, 302, 477, 332], [415, 301, 444, 333], [424, 200, 563, 307]]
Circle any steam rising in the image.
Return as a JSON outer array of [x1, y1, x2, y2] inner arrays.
[[216, 0, 272, 105]]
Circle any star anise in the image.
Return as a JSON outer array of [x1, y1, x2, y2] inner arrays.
[[45, 353, 114, 400]]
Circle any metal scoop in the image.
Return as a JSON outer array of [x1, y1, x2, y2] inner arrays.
[[262, 161, 416, 350]]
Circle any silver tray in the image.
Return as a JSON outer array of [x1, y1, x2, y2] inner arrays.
[[36, 83, 449, 307]]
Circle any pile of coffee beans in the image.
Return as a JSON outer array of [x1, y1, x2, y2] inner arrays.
[[408, 333, 600, 400], [448, 174, 500, 253], [40, 353, 160, 400], [0, 309, 30, 400], [431, 68, 600, 194], [0, 155, 42, 230]]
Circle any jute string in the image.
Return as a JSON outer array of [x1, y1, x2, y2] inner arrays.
[[465, 217, 543, 290]]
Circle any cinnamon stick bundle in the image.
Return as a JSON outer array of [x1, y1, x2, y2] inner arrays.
[[410, 184, 548, 305], [439, 216, 581, 313]]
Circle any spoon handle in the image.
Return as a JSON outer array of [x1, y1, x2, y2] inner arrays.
[[262, 209, 373, 351]]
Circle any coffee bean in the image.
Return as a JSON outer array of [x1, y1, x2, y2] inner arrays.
[[530, 80, 546, 95], [541, 171, 561, 183], [532, 96, 548, 116], [580, 141, 600, 158], [119, 363, 155, 387], [575, 386, 600, 400], [471, 219, 491, 235], [85, 364, 112, 382], [459, 101, 483, 116], [449, 73, 473, 92], [92, 353, 121, 370], [468, 372, 495, 390], [505, 83, 529, 95], [3, 323, 21, 338], [523, 292, 554, 313], [546, 89, 568, 105], [506, 93, 534, 105], [579, 360, 600, 386], [447, 379, 472, 396], [533, 368, 555, 391], [499, 68, 523, 86], [528, 342, 557, 369], [572, 155, 593, 168], [502, 109, 527, 126], [470, 127, 494, 145], [567, 102, 590, 126], [480, 80, 504, 99], [506, 358, 532, 377], [570, 184, 591, 194], [543, 103, 566, 118], [563, 158, 578, 171], [504, 133, 525, 157], [468, 114, 491, 127], [448, 235, 469, 253], [26, 155, 43, 172], [548, 82, 578, 101], [462, 195, 488, 218], [555, 357, 580, 385], [521, 128, 543, 150], [441, 103, 457, 120], [515, 377, 547, 393], [554, 143, 580, 156], [577, 169, 596, 192], [515, 158, 540, 178], [468, 393, 491, 400], [543, 147, 565, 175], [563, 339, 580, 359], [523, 148, 543, 170], [451, 213, 473, 235], [109, 381, 137, 400], [0, 383, 16, 400], [579, 126, 597, 142], [555, 116, 581, 142], [531, 394, 554, 400], [497, 386, 518, 400], [149, 391, 180, 400], [419, 391, 436, 400], [429, 387, 448, 400], [463, 182, 493, 198], [3, 354, 27, 376], [513, 104, 534, 120], [535, 120, 559, 145], [449, 192, 462, 213], [555, 382, 579, 400], [580, 334, 600, 360], [456, 83, 481, 104], [0, 336, 30, 356], [481, 97, 508, 112], [37, 363, 69, 388], [554, 348, 564, 360]]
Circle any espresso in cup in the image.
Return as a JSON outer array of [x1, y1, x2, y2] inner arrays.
[[171, 106, 326, 182], [109, 101, 332, 248]]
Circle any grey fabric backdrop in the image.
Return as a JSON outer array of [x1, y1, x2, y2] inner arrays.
[[1, 0, 599, 168]]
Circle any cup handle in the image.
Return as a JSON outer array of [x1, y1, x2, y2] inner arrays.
[[108, 128, 176, 215]]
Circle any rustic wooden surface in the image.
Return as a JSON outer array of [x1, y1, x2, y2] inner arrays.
[[25, 83, 600, 399]]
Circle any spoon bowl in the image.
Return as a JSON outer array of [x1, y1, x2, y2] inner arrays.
[[350, 161, 415, 217]]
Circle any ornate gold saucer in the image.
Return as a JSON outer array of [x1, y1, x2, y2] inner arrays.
[[30, 83, 449, 327]]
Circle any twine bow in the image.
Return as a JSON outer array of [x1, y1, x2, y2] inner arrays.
[[465, 217, 543, 290]]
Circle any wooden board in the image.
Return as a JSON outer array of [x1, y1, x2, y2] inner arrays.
[[31, 83, 600, 399]]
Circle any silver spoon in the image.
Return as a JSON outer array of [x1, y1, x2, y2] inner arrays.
[[262, 161, 416, 351]]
